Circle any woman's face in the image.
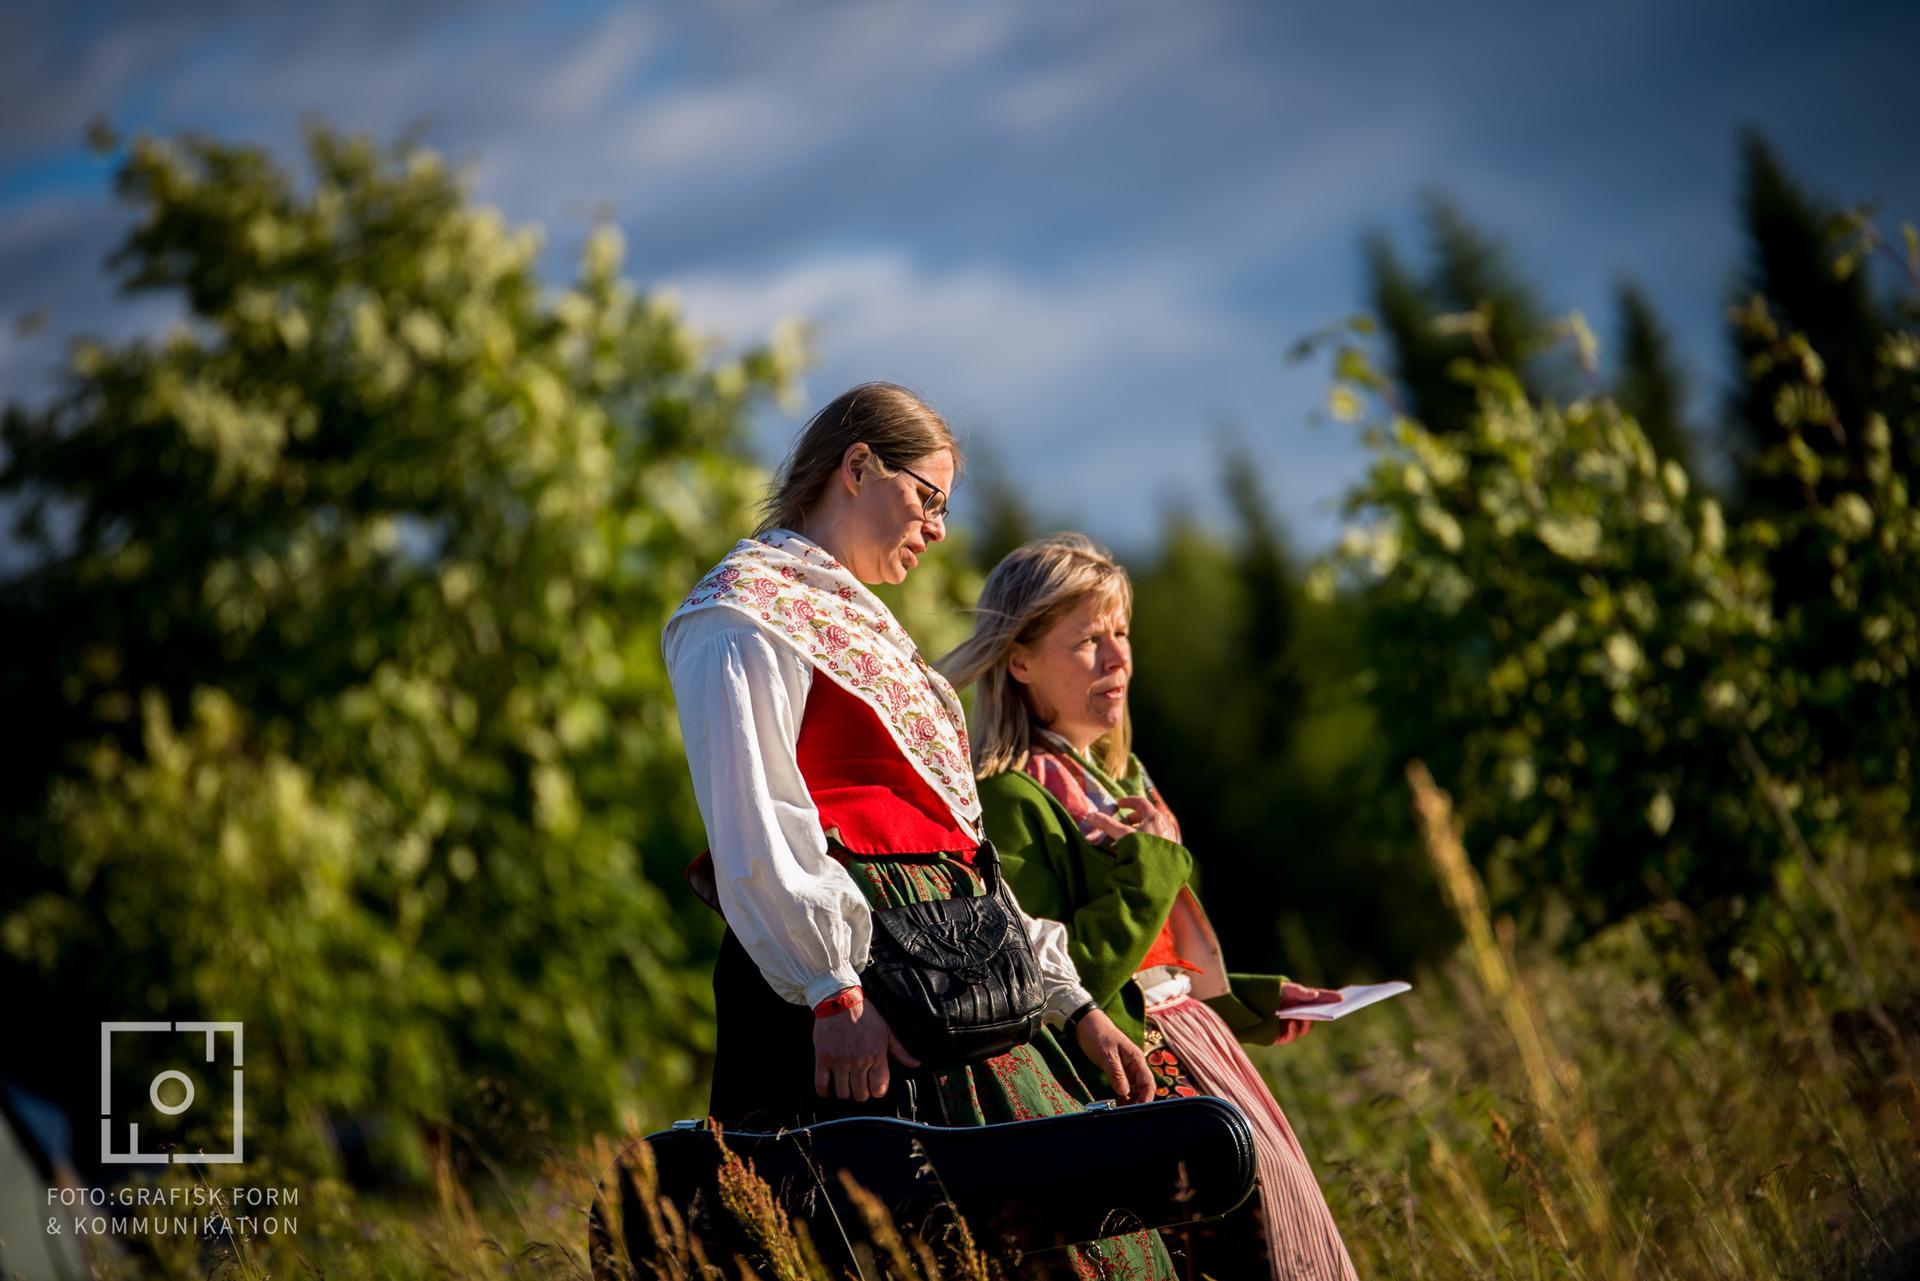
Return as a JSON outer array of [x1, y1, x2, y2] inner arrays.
[[843, 447, 952, 585], [1008, 593, 1131, 753]]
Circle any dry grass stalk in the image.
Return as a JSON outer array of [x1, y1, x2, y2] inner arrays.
[[1406, 759, 1627, 1276], [712, 1136, 823, 1281]]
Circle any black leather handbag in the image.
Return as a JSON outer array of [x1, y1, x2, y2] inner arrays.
[[589, 1095, 1258, 1277], [856, 839, 1046, 1067]]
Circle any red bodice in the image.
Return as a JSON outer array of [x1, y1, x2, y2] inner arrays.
[[1138, 920, 1204, 974], [795, 672, 974, 858]]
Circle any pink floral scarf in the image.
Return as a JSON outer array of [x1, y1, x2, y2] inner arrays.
[[1024, 728, 1181, 847]]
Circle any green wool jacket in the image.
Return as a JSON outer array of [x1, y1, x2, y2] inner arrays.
[[979, 768, 1295, 1088]]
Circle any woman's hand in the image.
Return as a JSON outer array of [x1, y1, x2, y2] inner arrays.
[[1081, 809, 1134, 845], [814, 1000, 922, 1101], [1074, 1007, 1156, 1105], [1114, 794, 1179, 841], [1082, 795, 1177, 845], [1273, 981, 1342, 1046]]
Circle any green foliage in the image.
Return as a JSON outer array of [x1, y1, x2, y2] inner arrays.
[[1316, 204, 1920, 942], [0, 127, 804, 1175]]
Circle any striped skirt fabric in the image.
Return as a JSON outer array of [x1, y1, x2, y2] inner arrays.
[[1146, 994, 1359, 1280]]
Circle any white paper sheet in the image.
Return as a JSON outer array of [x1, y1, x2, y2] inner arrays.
[[1277, 980, 1412, 1022]]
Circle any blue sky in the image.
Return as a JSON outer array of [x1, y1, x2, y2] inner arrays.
[[3, 0, 1917, 554]]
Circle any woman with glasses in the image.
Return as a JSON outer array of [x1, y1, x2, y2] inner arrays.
[[663, 385, 1173, 1277], [942, 533, 1359, 1281]]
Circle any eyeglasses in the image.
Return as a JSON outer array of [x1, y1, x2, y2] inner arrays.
[[892, 460, 949, 523]]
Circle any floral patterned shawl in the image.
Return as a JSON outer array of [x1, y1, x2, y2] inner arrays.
[[670, 529, 981, 836]]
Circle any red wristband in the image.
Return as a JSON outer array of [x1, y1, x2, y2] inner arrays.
[[812, 987, 863, 1020]]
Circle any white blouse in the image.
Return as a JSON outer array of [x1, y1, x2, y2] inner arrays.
[[664, 606, 1094, 1023]]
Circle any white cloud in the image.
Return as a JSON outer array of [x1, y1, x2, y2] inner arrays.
[[712, 2, 1018, 87], [671, 248, 1244, 408], [7, 0, 1918, 554], [662, 246, 1370, 552], [987, 8, 1228, 135], [529, 8, 655, 124], [613, 86, 807, 174]]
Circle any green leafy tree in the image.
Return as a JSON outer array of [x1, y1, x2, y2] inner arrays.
[[1317, 197, 1920, 941], [0, 127, 803, 1179], [1320, 331, 1776, 937]]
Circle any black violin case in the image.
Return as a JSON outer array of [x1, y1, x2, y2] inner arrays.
[[589, 1094, 1255, 1275]]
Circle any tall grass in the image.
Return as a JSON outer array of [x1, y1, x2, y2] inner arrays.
[[1263, 765, 1918, 1280], [83, 766, 1917, 1279]]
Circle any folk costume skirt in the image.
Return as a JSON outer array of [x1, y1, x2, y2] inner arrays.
[[1146, 994, 1359, 1281], [711, 850, 1175, 1281]]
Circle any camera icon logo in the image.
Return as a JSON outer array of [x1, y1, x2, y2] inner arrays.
[[100, 1021, 245, 1165]]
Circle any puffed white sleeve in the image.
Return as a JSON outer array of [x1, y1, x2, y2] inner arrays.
[[1019, 909, 1097, 1027], [664, 608, 871, 1008]]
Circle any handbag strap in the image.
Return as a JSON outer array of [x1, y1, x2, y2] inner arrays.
[[973, 838, 1002, 896]]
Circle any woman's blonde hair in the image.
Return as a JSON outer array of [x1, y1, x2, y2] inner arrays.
[[940, 532, 1134, 780], [756, 382, 962, 536]]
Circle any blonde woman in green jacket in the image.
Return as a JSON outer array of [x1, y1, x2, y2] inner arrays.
[[942, 533, 1359, 1281]]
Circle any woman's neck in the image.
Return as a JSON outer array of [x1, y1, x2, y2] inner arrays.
[[792, 509, 857, 572], [1039, 721, 1099, 757]]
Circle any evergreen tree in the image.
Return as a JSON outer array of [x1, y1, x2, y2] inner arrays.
[[1366, 193, 1553, 437], [1366, 232, 1475, 433], [1727, 131, 1890, 512], [1723, 132, 1919, 809], [1613, 279, 1696, 471], [1222, 437, 1303, 750], [963, 443, 1042, 573], [1424, 191, 1546, 370]]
